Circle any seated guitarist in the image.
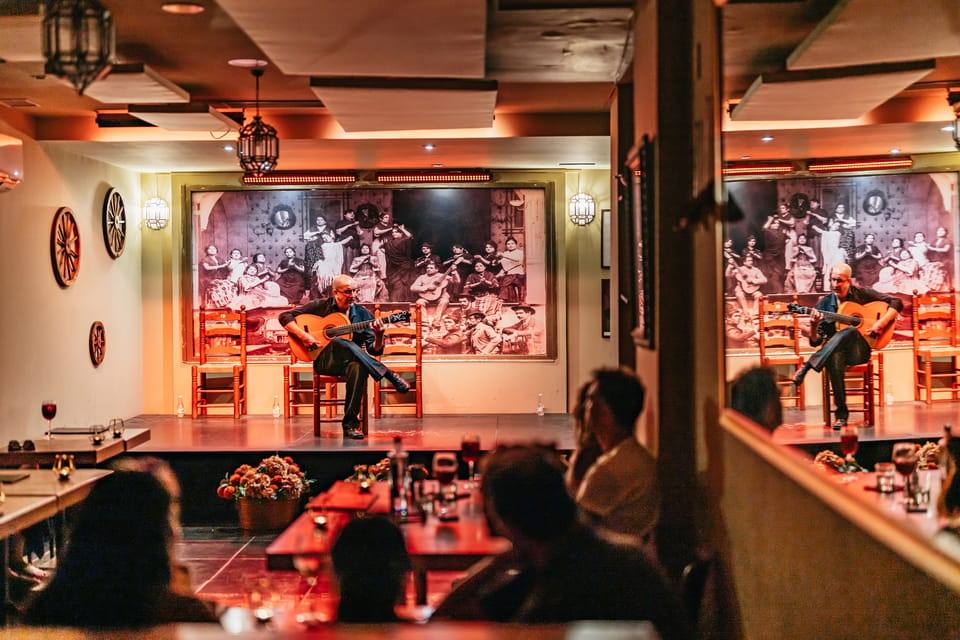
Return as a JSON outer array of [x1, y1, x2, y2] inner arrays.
[[792, 263, 902, 429], [279, 274, 410, 440], [410, 261, 450, 328]]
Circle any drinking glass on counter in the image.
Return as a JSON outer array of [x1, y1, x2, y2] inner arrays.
[[892, 442, 919, 501], [432, 452, 459, 521], [41, 400, 57, 439], [461, 433, 481, 488]]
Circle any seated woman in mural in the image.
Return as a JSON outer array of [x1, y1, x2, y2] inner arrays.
[[874, 248, 924, 294], [852, 233, 882, 287], [464, 261, 503, 324], [349, 243, 387, 303], [225, 248, 249, 283], [231, 264, 289, 310], [786, 233, 818, 293], [909, 230, 948, 291], [476, 240, 502, 274], [381, 224, 417, 302], [275, 246, 307, 305], [498, 236, 526, 304], [252, 253, 275, 279]]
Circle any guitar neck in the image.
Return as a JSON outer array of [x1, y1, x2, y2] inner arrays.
[[793, 305, 861, 327], [326, 318, 375, 338]]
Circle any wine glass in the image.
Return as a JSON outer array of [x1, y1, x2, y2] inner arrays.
[[292, 537, 324, 627], [460, 433, 481, 488], [892, 442, 919, 500], [432, 452, 459, 520], [838, 425, 859, 482], [41, 400, 57, 439]]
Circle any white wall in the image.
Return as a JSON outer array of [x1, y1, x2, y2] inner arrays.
[[0, 122, 143, 441]]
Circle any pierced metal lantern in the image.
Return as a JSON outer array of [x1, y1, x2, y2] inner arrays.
[[42, 0, 115, 95], [237, 68, 279, 176]]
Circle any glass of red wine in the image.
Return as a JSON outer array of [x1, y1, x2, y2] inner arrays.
[[41, 400, 57, 440], [461, 433, 481, 488], [838, 425, 859, 482], [892, 442, 919, 501]]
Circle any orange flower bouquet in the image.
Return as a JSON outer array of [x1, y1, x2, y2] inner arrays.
[[216, 455, 311, 502]]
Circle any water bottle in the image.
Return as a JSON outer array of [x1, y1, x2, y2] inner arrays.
[[272, 395, 281, 419], [884, 383, 894, 406], [536, 393, 545, 416], [387, 436, 409, 517], [176, 395, 185, 418]]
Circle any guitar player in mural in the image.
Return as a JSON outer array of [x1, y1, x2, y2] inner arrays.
[[279, 274, 411, 440], [790, 263, 903, 429]]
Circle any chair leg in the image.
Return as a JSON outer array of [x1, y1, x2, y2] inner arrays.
[[283, 366, 291, 419], [822, 375, 831, 426], [191, 368, 199, 419], [416, 374, 423, 418], [233, 367, 241, 419], [373, 379, 382, 419], [925, 358, 934, 405], [313, 374, 321, 437], [863, 367, 875, 426], [360, 395, 369, 436]]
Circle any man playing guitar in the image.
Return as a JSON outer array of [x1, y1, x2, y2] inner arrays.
[[410, 261, 451, 327], [792, 263, 902, 429], [279, 274, 410, 440]]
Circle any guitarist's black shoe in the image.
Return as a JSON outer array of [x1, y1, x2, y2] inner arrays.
[[343, 428, 365, 440], [792, 363, 811, 388], [384, 372, 411, 394]]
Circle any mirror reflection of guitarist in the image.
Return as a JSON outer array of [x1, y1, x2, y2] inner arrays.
[[279, 274, 410, 440], [792, 263, 902, 429]]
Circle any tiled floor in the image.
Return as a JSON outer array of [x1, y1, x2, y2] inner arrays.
[[176, 525, 463, 625]]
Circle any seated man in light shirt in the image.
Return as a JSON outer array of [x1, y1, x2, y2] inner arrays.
[[567, 367, 660, 548]]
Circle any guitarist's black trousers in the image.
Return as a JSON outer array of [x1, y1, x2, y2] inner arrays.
[[806, 327, 871, 421], [315, 338, 389, 430]]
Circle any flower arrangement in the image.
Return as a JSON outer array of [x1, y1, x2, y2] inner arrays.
[[217, 455, 311, 502]]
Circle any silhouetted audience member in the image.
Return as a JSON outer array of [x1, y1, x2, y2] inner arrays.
[[729, 366, 783, 433], [570, 367, 660, 546], [564, 380, 603, 496], [432, 445, 693, 639], [934, 436, 960, 560], [22, 471, 218, 629], [332, 516, 412, 623]]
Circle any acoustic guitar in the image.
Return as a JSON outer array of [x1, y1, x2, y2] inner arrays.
[[287, 310, 411, 362], [787, 300, 896, 350]]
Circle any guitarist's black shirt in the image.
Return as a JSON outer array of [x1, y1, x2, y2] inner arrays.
[[812, 285, 903, 345]]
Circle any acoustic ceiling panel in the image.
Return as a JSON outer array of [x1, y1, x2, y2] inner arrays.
[[128, 104, 240, 131], [788, 0, 960, 70], [218, 0, 487, 79], [730, 61, 936, 122], [0, 14, 42, 62], [310, 79, 497, 132], [85, 64, 190, 105]]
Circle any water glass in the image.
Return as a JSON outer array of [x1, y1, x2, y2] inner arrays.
[[874, 462, 896, 493]]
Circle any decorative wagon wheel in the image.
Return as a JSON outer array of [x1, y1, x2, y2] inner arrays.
[[102, 187, 126, 258], [89, 321, 106, 367], [51, 207, 80, 287]]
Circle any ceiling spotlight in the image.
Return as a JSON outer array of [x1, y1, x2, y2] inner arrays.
[[237, 68, 279, 177], [423, 144, 435, 151], [761, 135, 774, 143], [161, 2, 205, 14], [42, 0, 115, 95]]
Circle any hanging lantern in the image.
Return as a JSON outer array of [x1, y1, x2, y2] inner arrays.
[[42, 0, 115, 95], [237, 68, 279, 176]]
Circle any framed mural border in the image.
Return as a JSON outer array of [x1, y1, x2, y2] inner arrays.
[[627, 135, 656, 349], [179, 180, 560, 363]]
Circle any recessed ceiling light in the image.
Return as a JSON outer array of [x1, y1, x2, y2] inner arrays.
[[227, 59, 268, 69], [943, 125, 955, 132], [890, 148, 901, 154], [741, 155, 751, 160], [432, 163, 443, 168], [223, 144, 234, 151], [161, 2, 205, 14], [761, 135, 774, 142], [423, 144, 435, 151]]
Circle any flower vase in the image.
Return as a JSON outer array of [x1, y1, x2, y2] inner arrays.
[[236, 497, 300, 532]]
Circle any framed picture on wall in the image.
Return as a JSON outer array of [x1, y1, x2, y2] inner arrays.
[[184, 185, 555, 361], [601, 208, 611, 269], [601, 278, 611, 338]]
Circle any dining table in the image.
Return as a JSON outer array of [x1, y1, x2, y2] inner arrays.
[[0, 428, 150, 468], [829, 468, 943, 539], [266, 479, 511, 604]]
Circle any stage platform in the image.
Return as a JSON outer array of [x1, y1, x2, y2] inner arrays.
[[123, 412, 575, 526]]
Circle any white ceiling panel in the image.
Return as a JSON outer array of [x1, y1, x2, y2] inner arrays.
[[218, 0, 487, 79], [85, 63, 190, 105], [788, 0, 960, 70], [311, 82, 497, 132], [0, 14, 42, 62], [128, 104, 240, 132], [730, 63, 935, 122]]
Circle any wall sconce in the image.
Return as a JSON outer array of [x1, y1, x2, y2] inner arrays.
[[237, 68, 279, 176], [143, 196, 170, 230], [42, 0, 115, 95], [569, 192, 597, 225]]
